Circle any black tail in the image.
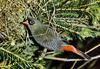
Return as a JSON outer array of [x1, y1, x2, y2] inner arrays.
[[78, 50, 91, 59]]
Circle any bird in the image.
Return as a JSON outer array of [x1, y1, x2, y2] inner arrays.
[[22, 16, 90, 59]]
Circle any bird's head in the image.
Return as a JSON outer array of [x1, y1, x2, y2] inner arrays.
[[22, 16, 42, 30]]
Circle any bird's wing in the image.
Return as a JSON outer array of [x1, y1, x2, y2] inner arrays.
[[32, 25, 64, 51]]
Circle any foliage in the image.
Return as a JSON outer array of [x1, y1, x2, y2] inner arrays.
[[0, 0, 100, 69]]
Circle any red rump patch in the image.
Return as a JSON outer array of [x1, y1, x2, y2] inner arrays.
[[60, 45, 80, 55]]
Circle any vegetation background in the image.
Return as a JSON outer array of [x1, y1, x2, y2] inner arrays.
[[0, 0, 100, 69]]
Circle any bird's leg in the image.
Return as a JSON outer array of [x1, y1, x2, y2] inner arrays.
[[46, 52, 61, 57], [39, 48, 47, 60], [33, 48, 47, 63], [45, 51, 55, 55]]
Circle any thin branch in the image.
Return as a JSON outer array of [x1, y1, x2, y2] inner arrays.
[[70, 43, 100, 68], [91, 55, 100, 60], [77, 60, 92, 69], [85, 44, 100, 54], [43, 0, 52, 7], [44, 44, 100, 61], [77, 55, 100, 69], [44, 55, 100, 62], [69, 23, 100, 30], [44, 56, 85, 61], [55, 18, 100, 30], [70, 61, 78, 69], [80, 1, 100, 8], [54, 23, 79, 33]]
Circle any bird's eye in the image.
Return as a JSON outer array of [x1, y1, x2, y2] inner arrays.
[[28, 20, 35, 25]]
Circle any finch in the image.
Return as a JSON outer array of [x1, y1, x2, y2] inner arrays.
[[22, 16, 90, 59]]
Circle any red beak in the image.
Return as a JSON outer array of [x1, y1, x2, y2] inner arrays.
[[22, 20, 29, 26]]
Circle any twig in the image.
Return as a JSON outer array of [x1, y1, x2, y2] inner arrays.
[[77, 55, 100, 69], [90, 55, 100, 60], [72, 43, 100, 68], [44, 56, 84, 62], [77, 60, 92, 69], [54, 24, 79, 33], [70, 61, 78, 69], [85, 44, 100, 54], [80, 1, 100, 8], [44, 55, 100, 62], [55, 18, 100, 30], [44, 44, 100, 61], [72, 44, 100, 68]]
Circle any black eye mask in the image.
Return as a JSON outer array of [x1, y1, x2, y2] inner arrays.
[[27, 16, 35, 25], [28, 19, 35, 25]]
